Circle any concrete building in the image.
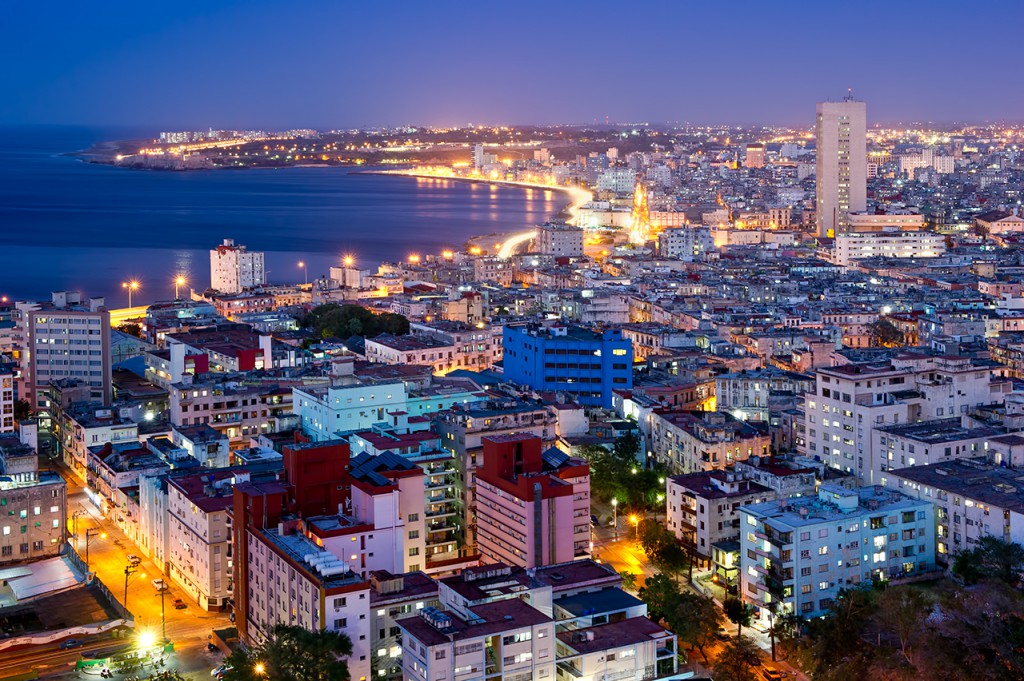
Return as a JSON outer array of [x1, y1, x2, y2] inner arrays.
[[368, 570, 440, 681], [503, 324, 633, 408], [649, 410, 771, 474], [666, 470, 775, 582], [740, 485, 935, 621], [872, 418, 1002, 485], [0, 363, 14, 433], [745, 143, 766, 169], [800, 355, 1008, 485], [658, 226, 714, 259], [815, 97, 867, 237], [18, 292, 112, 408], [535, 223, 584, 258], [474, 434, 590, 568], [209, 239, 265, 294], [0, 432, 67, 565], [714, 368, 815, 423], [831, 229, 946, 266], [847, 211, 926, 233], [167, 469, 238, 610], [397, 561, 677, 681], [886, 458, 1024, 565]]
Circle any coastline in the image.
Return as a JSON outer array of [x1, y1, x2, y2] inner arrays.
[[362, 168, 593, 225]]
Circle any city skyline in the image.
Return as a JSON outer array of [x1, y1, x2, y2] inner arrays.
[[4, 0, 1024, 129]]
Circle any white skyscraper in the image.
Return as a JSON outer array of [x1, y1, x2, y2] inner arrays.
[[815, 95, 867, 237], [209, 239, 265, 293]]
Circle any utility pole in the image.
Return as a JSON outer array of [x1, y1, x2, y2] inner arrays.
[[84, 528, 102, 571], [160, 585, 167, 643], [123, 566, 137, 608]]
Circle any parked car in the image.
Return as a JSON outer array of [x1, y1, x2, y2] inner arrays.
[[151, 578, 168, 592], [173, 598, 187, 609], [590, 514, 599, 527], [211, 664, 233, 677], [716, 627, 731, 641], [126, 554, 141, 566], [762, 670, 786, 681], [59, 638, 82, 650]]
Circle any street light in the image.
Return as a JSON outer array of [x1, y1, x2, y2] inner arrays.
[[611, 499, 618, 538], [342, 254, 355, 267], [254, 662, 266, 676], [174, 275, 187, 300], [121, 280, 140, 307], [298, 260, 307, 285], [138, 630, 157, 649], [630, 515, 640, 542]]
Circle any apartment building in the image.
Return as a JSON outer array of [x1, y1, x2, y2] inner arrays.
[[397, 561, 677, 681], [649, 410, 770, 474], [434, 398, 557, 550], [0, 432, 67, 565], [714, 368, 815, 423], [167, 469, 237, 610], [536, 222, 584, 258], [18, 292, 112, 408], [1, 363, 14, 433], [872, 417, 1003, 485], [831, 229, 946, 266], [55, 404, 138, 482], [474, 434, 590, 568], [210, 238, 265, 294], [170, 375, 292, 444], [666, 470, 775, 579], [800, 355, 1008, 485], [885, 458, 1024, 565], [369, 570, 440, 681], [740, 485, 934, 621]]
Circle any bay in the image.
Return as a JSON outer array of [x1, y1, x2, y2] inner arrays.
[[0, 126, 562, 305]]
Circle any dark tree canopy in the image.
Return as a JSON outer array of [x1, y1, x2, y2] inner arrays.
[[222, 624, 353, 681], [299, 303, 409, 339]]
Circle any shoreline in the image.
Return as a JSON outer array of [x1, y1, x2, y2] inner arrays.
[[362, 168, 593, 225]]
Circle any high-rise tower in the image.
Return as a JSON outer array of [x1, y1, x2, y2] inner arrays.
[[815, 94, 867, 238]]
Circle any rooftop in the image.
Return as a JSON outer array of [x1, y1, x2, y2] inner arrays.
[[889, 458, 1024, 513]]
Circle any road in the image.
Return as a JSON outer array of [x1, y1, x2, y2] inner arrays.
[[11, 463, 234, 679]]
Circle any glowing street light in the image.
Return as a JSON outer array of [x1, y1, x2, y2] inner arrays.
[[137, 630, 157, 649], [174, 275, 187, 300], [342, 254, 355, 267], [254, 662, 266, 676], [408, 254, 421, 264], [298, 261, 307, 285], [611, 498, 618, 538], [442, 250, 454, 260], [121, 280, 140, 308]]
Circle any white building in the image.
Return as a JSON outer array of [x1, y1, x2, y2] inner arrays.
[[166, 470, 237, 610], [18, 292, 111, 408], [397, 561, 677, 681], [595, 168, 636, 194], [815, 97, 867, 237], [885, 458, 1024, 565], [536, 223, 584, 258], [0, 364, 14, 433], [831, 229, 945, 266], [800, 356, 1009, 485], [847, 211, 926, 233], [658, 227, 714, 259], [210, 239, 265, 294], [740, 485, 935, 621]]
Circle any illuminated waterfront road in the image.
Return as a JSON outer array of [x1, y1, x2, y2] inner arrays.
[[496, 230, 537, 259]]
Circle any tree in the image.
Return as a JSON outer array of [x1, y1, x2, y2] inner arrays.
[[637, 573, 680, 623], [952, 536, 1024, 586], [116, 323, 142, 338], [299, 303, 409, 340], [868, 318, 904, 348], [222, 624, 353, 681], [713, 636, 761, 681], [611, 432, 640, 466], [618, 570, 637, 592], [666, 591, 722, 665], [13, 399, 31, 421], [724, 596, 754, 639], [874, 586, 929, 669]]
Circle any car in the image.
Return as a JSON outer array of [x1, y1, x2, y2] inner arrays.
[[211, 664, 233, 677], [746, 652, 763, 667], [762, 670, 786, 681], [173, 598, 187, 609], [716, 627, 731, 641], [590, 514, 599, 527], [59, 638, 83, 650], [126, 554, 141, 566], [151, 578, 168, 592]]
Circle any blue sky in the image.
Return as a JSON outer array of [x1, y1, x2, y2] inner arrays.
[[2, 0, 1021, 128]]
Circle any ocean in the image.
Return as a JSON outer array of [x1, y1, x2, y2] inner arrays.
[[0, 126, 563, 305]]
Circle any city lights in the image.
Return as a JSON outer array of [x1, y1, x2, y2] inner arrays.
[[121, 279, 140, 307], [174, 274, 186, 299]]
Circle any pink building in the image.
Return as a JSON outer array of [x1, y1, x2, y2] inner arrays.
[[474, 434, 590, 568]]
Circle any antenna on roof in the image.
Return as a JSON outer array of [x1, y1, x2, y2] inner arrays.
[[845, 88, 854, 102]]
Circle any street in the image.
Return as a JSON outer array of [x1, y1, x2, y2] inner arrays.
[[15, 463, 234, 680]]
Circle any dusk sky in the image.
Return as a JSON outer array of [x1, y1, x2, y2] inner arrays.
[[3, 0, 1022, 129]]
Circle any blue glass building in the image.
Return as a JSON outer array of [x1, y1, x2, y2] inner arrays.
[[502, 325, 633, 408]]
